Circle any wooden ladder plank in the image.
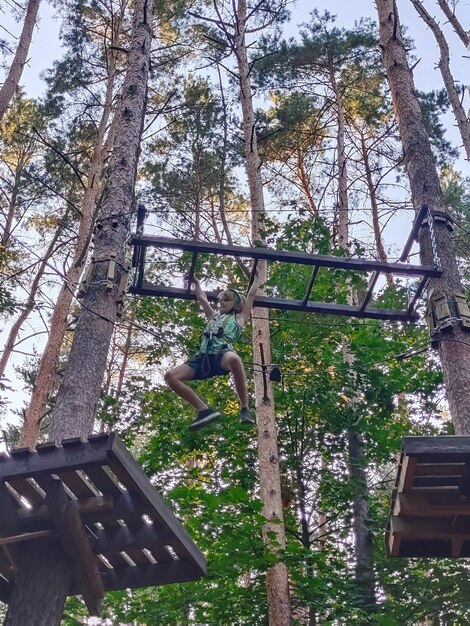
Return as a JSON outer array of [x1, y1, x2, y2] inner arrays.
[[393, 492, 470, 517], [397, 455, 417, 493]]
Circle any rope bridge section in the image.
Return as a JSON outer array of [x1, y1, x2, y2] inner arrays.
[[129, 207, 441, 322]]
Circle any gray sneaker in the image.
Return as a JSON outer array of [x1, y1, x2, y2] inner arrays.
[[189, 407, 221, 431], [239, 407, 255, 426]]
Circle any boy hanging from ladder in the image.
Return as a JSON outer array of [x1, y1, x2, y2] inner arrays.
[[165, 270, 261, 431]]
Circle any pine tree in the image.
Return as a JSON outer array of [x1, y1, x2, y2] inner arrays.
[[375, 0, 470, 435], [4, 0, 153, 621], [0, 0, 41, 121]]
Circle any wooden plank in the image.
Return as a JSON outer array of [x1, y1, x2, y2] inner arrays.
[[92, 521, 167, 554], [0, 546, 13, 570], [412, 476, 463, 488], [393, 492, 470, 517], [414, 463, 466, 477], [62, 437, 89, 446], [132, 235, 440, 277], [35, 441, 63, 452], [99, 516, 175, 564], [6, 478, 45, 507], [0, 575, 13, 604], [451, 537, 464, 557], [403, 436, 470, 460], [17, 495, 113, 525], [108, 436, 206, 576], [82, 466, 126, 530], [131, 284, 419, 322], [59, 466, 121, 527], [83, 465, 124, 497], [0, 484, 23, 565], [120, 549, 152, 566], [72, 559, 204, 593], [63, 502, 105, 600], [394, 538, 452, 558], [0, 530, 55, 545], [45, 478, 104, 616], [390, 515, 470, 539], [94, 550, 129, 570], [0, 438, 110, 481], [397, 455, 417, 493], [459, 463, 470, 495], [9, 447, 37, 458], [387, 527, 401, 557], [85, 493, 145, 526], [56, 470, 99, 500]]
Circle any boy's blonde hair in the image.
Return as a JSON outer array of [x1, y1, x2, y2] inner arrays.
[[218, 288, 245, 313]]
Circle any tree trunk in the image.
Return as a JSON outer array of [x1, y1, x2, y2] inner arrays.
[[4, 0, 152, 621], [115, 322, 133, 399], [1, 168, 23, 249], [233, 1, 292, 623], [375, 0, 470, 435], [0, 227, 62, 379], [49, 0, 151, 441], [436, 0, 470, 49], [19, 28, 123, 447], [411, 0, 470, 162], [360, 129, 394, 288], [330, 68, 348, 251], [0, 0, 41, 122], [335, 75, 377, 615], [4, 539, 70, 626], [348, 428, 377, 612], [296, 147, 317, 215]]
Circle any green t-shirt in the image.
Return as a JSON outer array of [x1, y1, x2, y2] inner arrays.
[[198, 312, 243, 355]]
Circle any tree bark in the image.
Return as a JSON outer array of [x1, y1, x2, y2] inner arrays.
[[0, 227, 62, 379], [331, 68, 349, 251], [49, 0, 151, 441], [0, 0, 41, 122], [19, 21, 123, 448], [335, 76, 377, 615], [359, 129, 394, 288], [1, 169, 22, 249], [233, 1, 292, 623], [296, 147, 317, 215], [4, 539, 70, 626], [348, 428, 377, 612], [375, 0, 470, 435], [411, 0, 470, 162], [4, 0, 152, 621], [436, 0, 470, 49]]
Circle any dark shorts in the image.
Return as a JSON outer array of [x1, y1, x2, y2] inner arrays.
[[186, 349, 230, 380]]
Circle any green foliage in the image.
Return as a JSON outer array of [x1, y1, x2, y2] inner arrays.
[[417, 89, 459, 166], [256, 11, 379, 89], [440, 166, 470, 284], [8, 1, 466, 623]]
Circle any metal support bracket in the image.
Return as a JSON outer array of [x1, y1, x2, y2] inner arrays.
[[77, 258, 95, 299], [106, 255, 117, 291]]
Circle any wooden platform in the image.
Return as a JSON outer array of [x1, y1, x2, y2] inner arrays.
[[387, 436, 470, 558], [0, 433, 206, 614]]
